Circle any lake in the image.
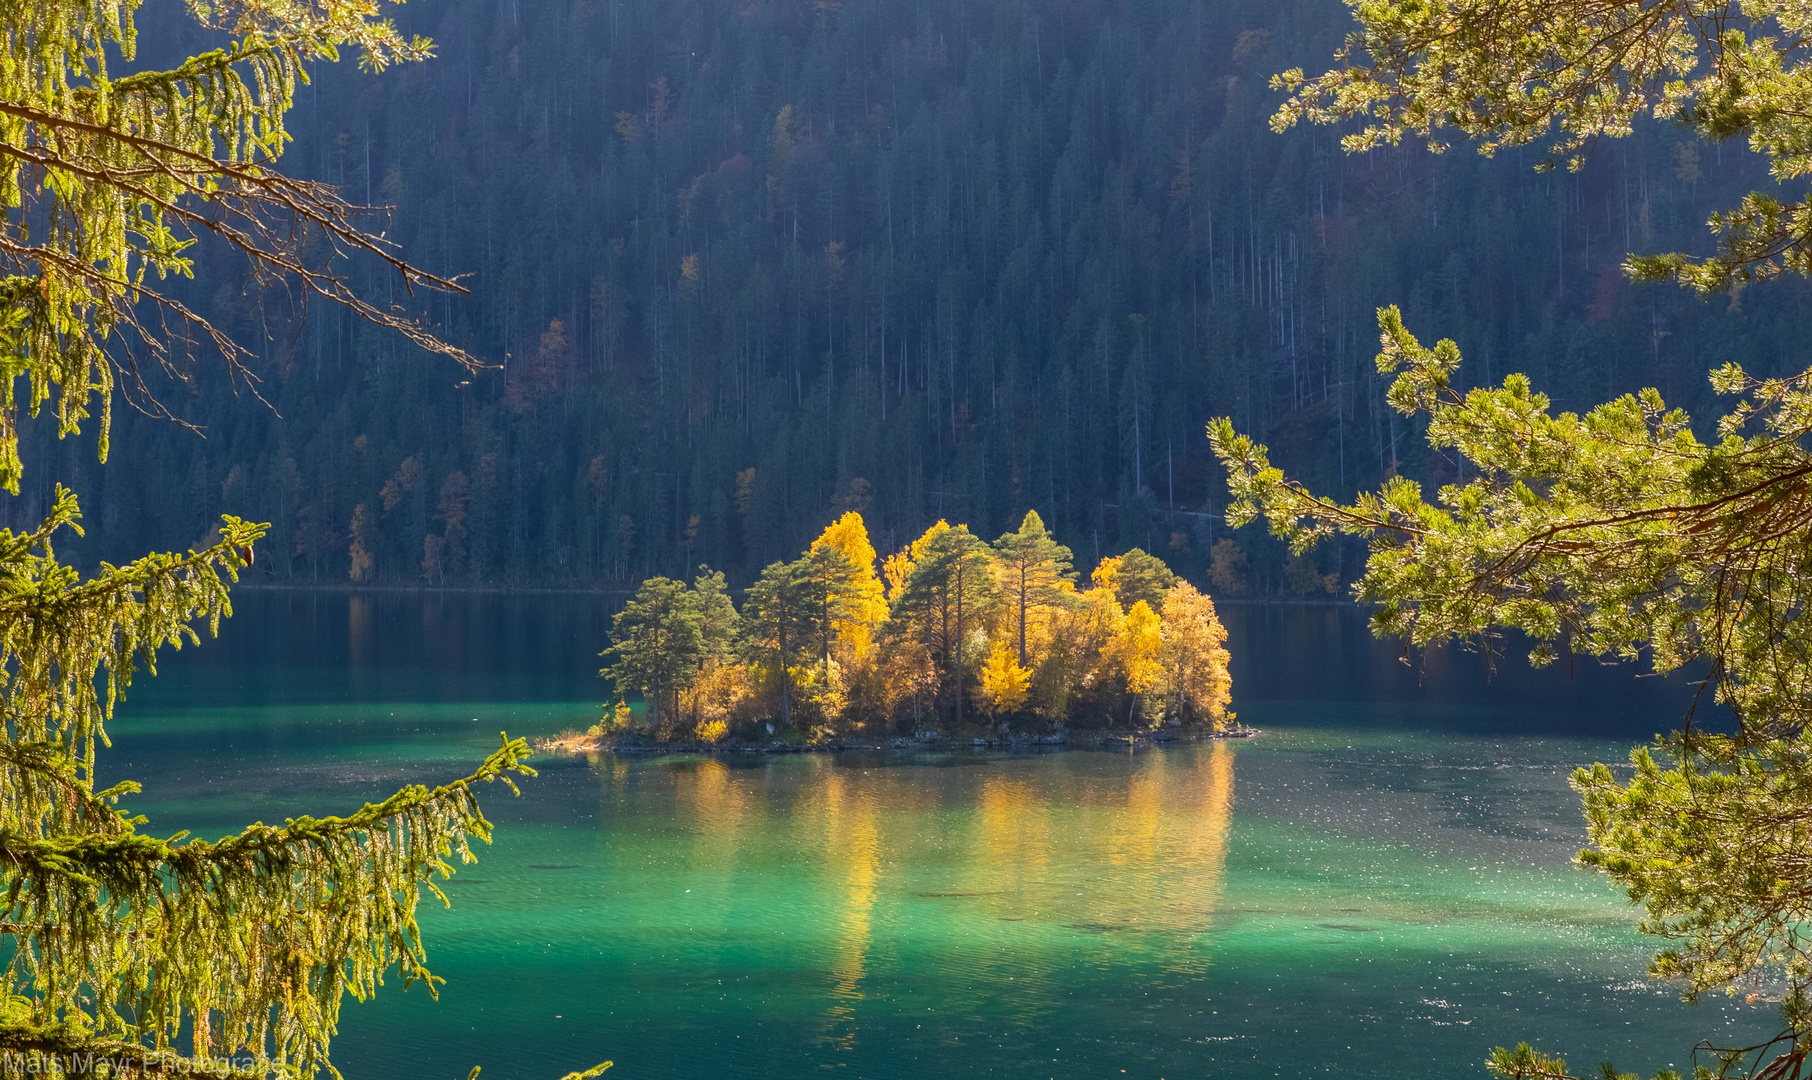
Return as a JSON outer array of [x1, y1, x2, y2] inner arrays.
[[106, 592, 1770, 1079]]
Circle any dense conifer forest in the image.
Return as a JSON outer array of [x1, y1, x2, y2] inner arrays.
[[25, 0, 1808, 591]]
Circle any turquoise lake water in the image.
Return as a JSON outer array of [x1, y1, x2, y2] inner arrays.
[[102, 592, 1773, 1079]]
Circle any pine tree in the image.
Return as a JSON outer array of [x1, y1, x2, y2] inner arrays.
[[991, 510, 1077, 667], [0, 2, 602, 1075], [601, 577, 706, 727], [888, 524, 1000, 725], [0, 496, 545, 1074], [688, 566, 742, 661], [1224, 3, 1812, 1075], [793, 545, 862, 671], [1092, 548, 1178, 612], [740, 559, 824, 725]]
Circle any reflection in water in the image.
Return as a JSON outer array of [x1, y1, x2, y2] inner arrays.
[[820, 768, 881, 1053], [975, 776, 1052, 914], [1085, 743, 1235, 978], [687, 757, 751, 836], [347, 593, 372, 668], [1170, 743, 1235, 975], [636, 752, 1239, 1057]]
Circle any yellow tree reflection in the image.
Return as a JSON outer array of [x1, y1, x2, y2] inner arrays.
[[1093, 744, 1236, 975], [813, 767, 883, 1052]]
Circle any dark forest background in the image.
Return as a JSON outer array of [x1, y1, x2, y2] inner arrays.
[[19, 0, 1809, 592]]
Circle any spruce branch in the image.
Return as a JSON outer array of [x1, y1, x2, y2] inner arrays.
[[0, 0, 479, 494]]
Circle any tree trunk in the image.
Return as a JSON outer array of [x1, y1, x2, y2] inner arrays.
[[778, 621, 792, 725], [954, 570, 965, 726], [1017, 566, 1029, 667], [938, 588, 951, 722]]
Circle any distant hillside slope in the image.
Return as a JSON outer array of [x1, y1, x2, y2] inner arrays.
[[28, 0, 1804, 591]]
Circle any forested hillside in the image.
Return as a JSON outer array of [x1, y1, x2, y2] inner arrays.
[[26, 0, 1807, 590]]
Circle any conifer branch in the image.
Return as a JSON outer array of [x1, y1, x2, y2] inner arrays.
[[0, 0, 477, 494]]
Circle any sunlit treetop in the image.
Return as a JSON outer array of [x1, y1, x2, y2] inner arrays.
[[0, 0, 474, 495], [1271, 0, 1812, 290]]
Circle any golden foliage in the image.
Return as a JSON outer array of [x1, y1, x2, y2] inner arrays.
[[1208, 538, 1248, 595], [1112, 600, 1165, 697], [978, 640, 1031, 716], [1159, 582, 1233, 726], [606, 513, 1230, 736], [684, 657, 757, 731], [882, 519, 949, 602], [810, 512, 889, 658]]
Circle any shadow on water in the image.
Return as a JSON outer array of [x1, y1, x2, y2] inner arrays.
[[1219, 602, 1717, 740]]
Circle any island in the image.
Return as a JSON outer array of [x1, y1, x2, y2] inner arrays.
[[544, 510, 1243, 756]]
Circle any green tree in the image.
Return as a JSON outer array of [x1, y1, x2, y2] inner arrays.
[[740, 559, 826, 725], [689, 565, 741, 661], [1215, 3, 1812, 1076], [992, 510, 1077, 666], [1098, 548, 1178, 612], [1274, 0, 1812, 291], [0, 496, 545, 1074], [793, 544, 863, 670], [601, 577, 705, 726], [0, 2, 602, 1075], [889, 525, 1001, 725]]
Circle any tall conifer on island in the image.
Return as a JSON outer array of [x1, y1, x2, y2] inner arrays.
[[794, 544, 862, 671], [741, 559, 824, 725], [1092, 549, 1178, 613], [991, 511, 1077, 667], [891, 525, 1001, 725], [601, 577, 705, 727], [0, 2, 604, 1075], [1214, 3, 1812, 1076]]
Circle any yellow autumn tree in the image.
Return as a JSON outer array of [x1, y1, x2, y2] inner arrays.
[[979, 639, 1032, 717], [882, 518, 950, 602], [1079, 582, 1128, 690], [810, 511, 889, 659], [684, 657, 757, 731], [1091, 554, 1123, 594], [1112, 599, 1165, 702], [1158, 582, 1233, 728]]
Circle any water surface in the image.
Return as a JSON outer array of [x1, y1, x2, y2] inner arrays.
[[107, 593, 1768, 1079]]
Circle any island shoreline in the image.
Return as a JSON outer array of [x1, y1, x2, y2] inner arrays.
[[537, 725, 1259, 758]]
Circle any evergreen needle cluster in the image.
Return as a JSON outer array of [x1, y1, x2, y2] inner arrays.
[[1274, 0, 1812, 291], [601, 511, 1233, 740], [1219, 3, 1812, 1077], [0, 2, 604, 1076]]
